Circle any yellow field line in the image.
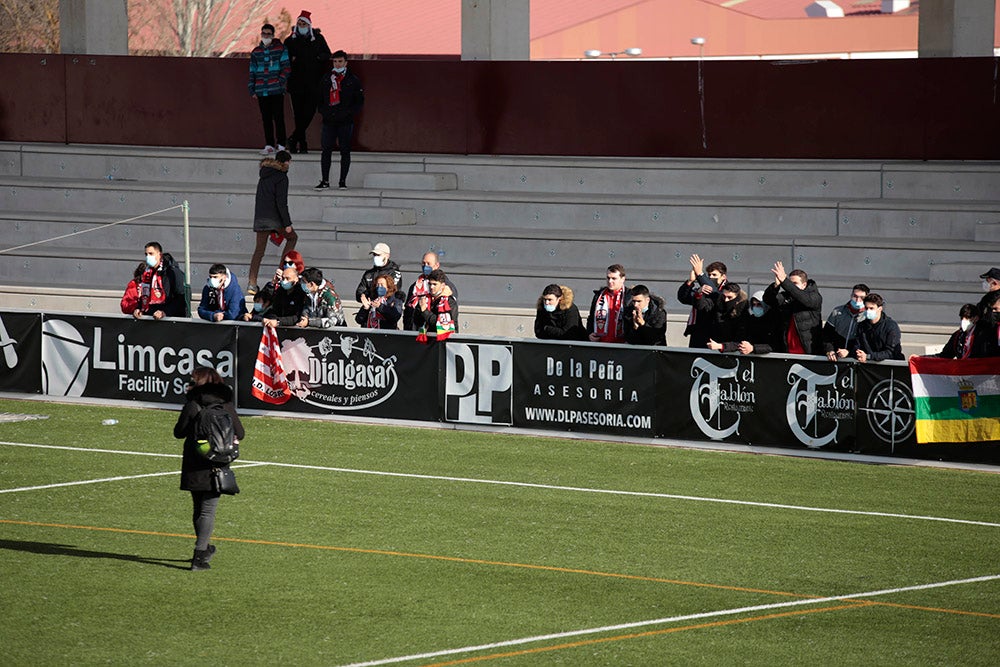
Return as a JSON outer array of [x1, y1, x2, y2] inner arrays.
[[0, 518, 807, 598], [4, 518, 998, 624], [421, 603, 875, 667]]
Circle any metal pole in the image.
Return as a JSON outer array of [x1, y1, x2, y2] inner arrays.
[[183, 200, 192, 317]]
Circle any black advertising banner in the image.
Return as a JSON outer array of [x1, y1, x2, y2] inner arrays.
[[0, 311, 42, 394], [509, 340, 656, 437], [235, 326, 439, 420], [39, 315, 236, 405], [853, 361, 919, 458], [658, 351, 859, 452]]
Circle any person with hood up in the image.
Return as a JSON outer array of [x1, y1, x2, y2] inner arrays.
[[763, 261, 823, 355], [173, 366, 245, 571], [707, 283, 749, 352], [132, 242, 187, 319], [197, 263, 245, 322], [720, 290, 781, 355], [623, 284, 667, 346], [534, 284, 587, 341], [284, 10, 330, 154], [248, 150, 296, 295]]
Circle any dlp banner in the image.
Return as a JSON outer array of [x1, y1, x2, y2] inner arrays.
[[236, 326, 439, 419], [39, 315, 236, 404], [0, 312, 42, 394], [506, 339, 656, 437], [658, 351, 860, 452]]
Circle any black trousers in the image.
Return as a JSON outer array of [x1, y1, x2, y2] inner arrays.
[[288, 89, 317, 147], [257, 94, 287, 148], [320, 122, 354, 185]]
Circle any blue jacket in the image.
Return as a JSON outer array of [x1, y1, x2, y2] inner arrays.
[[198, 272, 245, 321]]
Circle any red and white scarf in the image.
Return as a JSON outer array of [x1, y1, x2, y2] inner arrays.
[[593, 288, 625, 342], [138, 265, 165, 312], [251, 327, 291, 404], [329, 72, 344, 106], [366, 297, 387, 329], [417, 296, 455, 344], [408, 276, 431, 309]]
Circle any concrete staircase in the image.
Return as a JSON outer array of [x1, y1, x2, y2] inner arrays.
[[1, 142, 998, 351]]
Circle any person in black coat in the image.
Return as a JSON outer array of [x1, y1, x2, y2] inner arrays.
[[763, 262, 823, 355], [248, 151, 296, 293], [284, 11, 330, 154], [721, 290, 782, 355], [931, 304, 989, 359], [173, 366, 244, 571], [707, 283, 750, 352], [535, 284, 587, 341], [315, 50, 364, 189], [623, 284, 667, 346], [851, 293, 904, 362]]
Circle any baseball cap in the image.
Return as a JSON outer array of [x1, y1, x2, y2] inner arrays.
[[370, 242, 391, 256]]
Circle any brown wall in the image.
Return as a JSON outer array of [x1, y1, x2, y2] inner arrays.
[[1, 53, 997, 159]]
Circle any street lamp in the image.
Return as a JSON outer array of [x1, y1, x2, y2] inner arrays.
[[691, 37, 706, 59], [583, 47, 643, 60]]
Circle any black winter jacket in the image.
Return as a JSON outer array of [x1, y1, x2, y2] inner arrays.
[[271, 281, 308, 326], [534, 286, 587, 341], [356, 261, 403, 302], [253, 158, 291, 232], [285, 28, 331, 93], [622, 294, 667, 346], [676, 278, 721, 349], [763, 278, 823, 355], [318, 70, 364, 125], [173, 383, 244, 492], [853, 313, 904, 361]]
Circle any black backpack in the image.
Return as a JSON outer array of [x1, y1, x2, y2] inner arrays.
[[194, 403, 239, 464]]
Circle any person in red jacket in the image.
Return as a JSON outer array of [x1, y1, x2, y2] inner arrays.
[[119, 262, 145, 314]]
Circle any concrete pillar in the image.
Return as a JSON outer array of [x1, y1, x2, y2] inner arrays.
[[918, 0, 997, 57], [60, 0, 128, 55], [461, 0, 530, 61]]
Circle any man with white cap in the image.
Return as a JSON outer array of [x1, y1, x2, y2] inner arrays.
[[356, 242, 402, 303], [285, 10, 330, 154]]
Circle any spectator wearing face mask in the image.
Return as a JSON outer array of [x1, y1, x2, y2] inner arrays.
[[851, 293, 903, 362], [706, 283, 749, 352], [315, 49, 364, 190], [823, 283, 870, 361], [978, 295, 1000, 357], [248, 23, 290, 156], [132, 241, 187, 320], [622, 284, 667, 346], [977, 267, 1000, 315], [298, 267, 346, 328], [677, 254, 728, 349], [197, 263, 245, 322], [356, 242, 402, 303], [720, 290, 781, 355], [120, 262, 146, 315], [356, 274, 404, 329], [243, 285, 275, 322], [263, 266, 308, 329], [534, 284, 586, 341], [285, 10, 330, 154], [763, 261, 823, 355], [404, 252, 458, 331], [925, 303, 988, 359]]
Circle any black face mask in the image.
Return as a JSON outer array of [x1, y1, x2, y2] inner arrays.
[[989, 312, 1000, 325]]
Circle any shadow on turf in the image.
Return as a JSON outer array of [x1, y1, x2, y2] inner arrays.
[[0, 539, 191, 570]]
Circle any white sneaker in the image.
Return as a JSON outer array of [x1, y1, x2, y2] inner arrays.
[[260, 145, 275, 156], [276, 144, 286, 152]]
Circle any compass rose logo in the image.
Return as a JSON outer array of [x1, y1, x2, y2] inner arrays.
[[860, 374, 915, 449]]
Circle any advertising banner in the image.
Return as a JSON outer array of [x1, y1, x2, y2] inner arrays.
[[659, 351, 859, 452], [0, 311, 42, 394], [853, 361, 918, 458], [510, 340, 656, 437], [39, 315, 236, 405], [235, 326, 439, 419]]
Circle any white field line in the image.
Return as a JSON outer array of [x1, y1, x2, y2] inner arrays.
[[338, 573, 1000, 667], [3, 441, 999, 528]]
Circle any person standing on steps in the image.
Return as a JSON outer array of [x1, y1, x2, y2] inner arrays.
[[315, 50, 364, 190], [285, 10, 330, 154], [248, 23, 290, 156]]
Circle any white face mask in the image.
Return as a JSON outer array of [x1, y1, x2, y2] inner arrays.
[[332, 66, 347, 75], [983, 280, 992, 292], [261, 37, 273, 46], [372, 255, 386, 268], [960, 318, 973, 332], [543, 303, 557, 313], [209, 276, 223, 289], [297, 26, 309, 35]]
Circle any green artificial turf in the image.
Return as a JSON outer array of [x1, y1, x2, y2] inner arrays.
[[1, 398, 998, 665]]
